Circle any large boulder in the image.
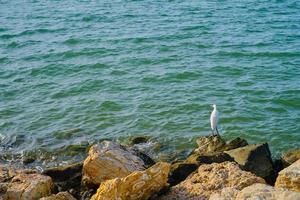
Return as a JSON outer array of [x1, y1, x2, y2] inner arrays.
[[275, 159, 300, 192], [0, 165, 54, 200], [210, 183, 300, 200], [168, 152, 234, 186], [168, 136, 246, 186], [91, 162, 170, 200], [224, 143, 275, 184], [82, 141, 155, 187], [40, 192, 76, 200], [159, 161, 265, 200], [282, 149, 300, 167]]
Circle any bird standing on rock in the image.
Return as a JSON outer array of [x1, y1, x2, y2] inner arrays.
[[210, 104, 219, 136]]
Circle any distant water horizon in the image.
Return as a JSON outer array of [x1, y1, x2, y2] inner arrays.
[[1, 0, 300, 167]]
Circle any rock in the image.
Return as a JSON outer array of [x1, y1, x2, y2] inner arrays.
[[0, 165, 16, 199], [225, 143, 275, 184], [168, 163, 198, 186], [0, 165, 17, 182], [80, 189, 95, 200], [282, 149, 300, 167], [195, 135, 226, 154], [3, 169, 54, 200], [82, 141, 155, 187], [43, 162, 82, 192], [275, 159, 300, 192], [130, 148, 156, 167], [40, 192, 76, 200], [167, 136, 247, 186], [91, 162, 170, 200], [159, 161, 265, 200], [168, 152, 234, 186], [210, 183, 300, 200], [194, 136, 248, 154], [22, 157, 35, 165], [130, 136, 150, 145], [209, 187, 239, 200]]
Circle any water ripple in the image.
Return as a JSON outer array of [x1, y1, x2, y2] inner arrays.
[[0, 0, 299, 166]]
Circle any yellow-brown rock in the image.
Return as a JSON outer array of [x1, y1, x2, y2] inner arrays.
[[275, 158, 300, 192], [282, 149, 300, 167], [159, 161, 265, 200], [91, 162, 170, 200], [4, 169, 54, 200], [40, 192, 76, 200], [210, 183, 300, 200], [83, 141, 151, 186]]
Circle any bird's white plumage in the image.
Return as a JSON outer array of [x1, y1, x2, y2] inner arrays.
[[210, 104, 219, 133]]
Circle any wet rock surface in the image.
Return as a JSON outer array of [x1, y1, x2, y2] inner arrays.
[[91, 162, 170, 200], [129, 136, 150, 145], [159, 161, 265, 200]]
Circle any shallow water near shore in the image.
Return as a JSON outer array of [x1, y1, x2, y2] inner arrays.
[[1, 0, 300, 167]]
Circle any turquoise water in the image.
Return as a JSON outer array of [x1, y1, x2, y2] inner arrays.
[[1, 0, 300, 166]]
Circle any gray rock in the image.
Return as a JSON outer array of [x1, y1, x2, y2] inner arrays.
[[225, 143, 275, 184]]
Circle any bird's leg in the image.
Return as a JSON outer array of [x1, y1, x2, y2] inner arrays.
[[216, 127, 220, 135], [211, 130, 215, 136]]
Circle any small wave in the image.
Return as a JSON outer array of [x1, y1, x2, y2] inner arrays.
[[210, 66, 245, 76], [181, 25, 209, 31], [6, 41, 20, 48], [51, 79, 104, 99], [52, 128, 84, 140], [0, 134, 26, 149], [273, 98, 300, 109], [195, 43, 210, 48], [142, 71, 201, 84], [23, 48, 109, 62], [0, 28, 8, 32], [29, 64, 65, 77], [216, 51, 300, 58], [81, 15, 108, 22], [0, 57, 9, 64], [0, 28, 65, 39], [98, 101, 123, 112], [63, 38, 80, 45], [59, 48, 108, 58]]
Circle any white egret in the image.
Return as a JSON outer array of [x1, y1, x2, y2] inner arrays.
[[210, 104, 219, 135]]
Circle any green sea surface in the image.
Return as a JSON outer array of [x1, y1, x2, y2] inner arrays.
[[0, 0, 300, 166]]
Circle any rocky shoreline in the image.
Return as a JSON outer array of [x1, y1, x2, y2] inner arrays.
[[1, 135, 300, 200]]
